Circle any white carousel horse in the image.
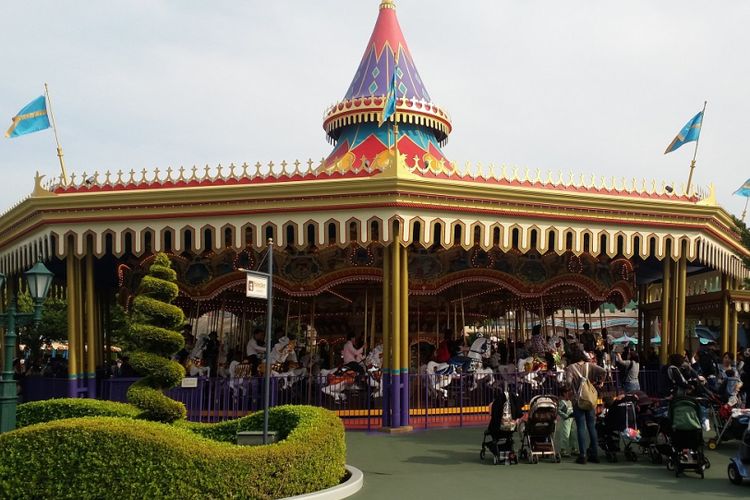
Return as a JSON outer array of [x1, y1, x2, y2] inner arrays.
[[320, 366, 358, 402], [267, 338, 305, 390], [466, 336, 494, 391], [422, 361, 460, 398], [365, 345, 384, 398]]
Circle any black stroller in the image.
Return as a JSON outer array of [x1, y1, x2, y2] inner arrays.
[[666, 396, 710, 478], [518, 395, 560, 464], [597, 395, 639, 462], [481, 390, 522, 465]]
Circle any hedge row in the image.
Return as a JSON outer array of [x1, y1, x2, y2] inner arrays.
[[3, 404, 345, 499], [16, 399, 143, 428]]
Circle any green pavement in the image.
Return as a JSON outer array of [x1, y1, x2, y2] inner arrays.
[[346, 427, 747, 500]]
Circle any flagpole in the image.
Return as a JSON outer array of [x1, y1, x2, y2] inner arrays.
[[686, 100, 707, 195], [742, 196, 749, 222], [44, 83, 69, 186]]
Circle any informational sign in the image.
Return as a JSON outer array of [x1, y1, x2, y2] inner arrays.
[[181, 377, 198, 388], [246, 272, 269, 299]]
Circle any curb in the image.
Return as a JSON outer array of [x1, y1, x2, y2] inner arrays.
[[282, 465, 364, 500]]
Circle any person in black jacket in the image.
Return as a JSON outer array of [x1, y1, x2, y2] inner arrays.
[[488, 389, 522, 440]]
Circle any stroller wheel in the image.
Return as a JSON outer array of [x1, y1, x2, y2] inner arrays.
[[729, 463, 743, 485], [531, 456, 539, 464], [480, 449, 486, 461], [666, 457, 675, 471], [492, 455, 499, 465], [707, 439, 717, 450], [555, 454, 562, 463], [703, 457, 711, 470], [519, 449, 528, 461]]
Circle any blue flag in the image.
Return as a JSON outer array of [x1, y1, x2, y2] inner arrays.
[[734, 178, 750, 198], [664, 110, 703, 154], [5, 96, 50, 138], [378, 69, 398, 127]]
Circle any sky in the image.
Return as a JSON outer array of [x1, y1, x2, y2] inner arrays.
[[1, 0, 749, 217]]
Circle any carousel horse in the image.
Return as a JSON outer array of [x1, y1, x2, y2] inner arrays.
[[422, 361, 460, 398], [266, 338, 305, 390], [365, 345, 384, 398], [466, 336, 494, 391], [516, 356, 548, 390], [320, 365, 359, 402]]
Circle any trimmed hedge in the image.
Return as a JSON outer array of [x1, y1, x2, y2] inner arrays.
[[16, 399, 143, 428], [1, 405, 345, 500], [127, 253, 186, 422]]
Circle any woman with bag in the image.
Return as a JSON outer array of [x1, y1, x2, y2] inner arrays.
[[564, 350, 606, 464]]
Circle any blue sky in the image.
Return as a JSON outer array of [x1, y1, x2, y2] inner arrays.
[[2, 0, 749, 217]]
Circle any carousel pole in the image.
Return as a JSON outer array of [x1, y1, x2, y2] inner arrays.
[[382, 243, 391, 428], [363, 289, 369, 354], [262, 238, 274, 445], [390, 238, 401, 429], [370, 299, 376, 350], [400, 243, 409, 427], [460, 291, 466, 346]]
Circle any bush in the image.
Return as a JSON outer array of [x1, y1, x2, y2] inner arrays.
[[127, 252, 186, 422], [16, 399, 143, 428], [0, 406, 345, 499]]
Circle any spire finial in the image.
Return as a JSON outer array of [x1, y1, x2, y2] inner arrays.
[[380, 0, 395, 10]]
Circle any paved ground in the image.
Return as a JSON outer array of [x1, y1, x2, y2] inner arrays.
[[346, 426, 748, 500]]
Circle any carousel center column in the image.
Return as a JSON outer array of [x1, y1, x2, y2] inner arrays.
[[399, 241, 409, 428], [65, 242, 80, 398], [381, 241, 391, 428], [659, 247, 672, 365]]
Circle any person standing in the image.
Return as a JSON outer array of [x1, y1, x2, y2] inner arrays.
[[555, 384, 578, 458], [565, 350, 606, 464], [615, 351, 640, 393], [579, 323, 596, 354]]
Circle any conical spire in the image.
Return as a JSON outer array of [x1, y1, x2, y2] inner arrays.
[[321, 1, 452, 173]]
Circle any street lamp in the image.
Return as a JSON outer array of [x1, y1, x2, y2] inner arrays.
[[0, 260, 54, 433]]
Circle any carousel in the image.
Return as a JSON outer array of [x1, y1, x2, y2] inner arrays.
[[0, 0, 748, 430]]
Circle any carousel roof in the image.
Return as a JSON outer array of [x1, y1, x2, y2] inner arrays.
[[321, 0, 452, 173]]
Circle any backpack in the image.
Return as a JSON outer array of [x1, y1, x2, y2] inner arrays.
[[574, 363, 598, 411]]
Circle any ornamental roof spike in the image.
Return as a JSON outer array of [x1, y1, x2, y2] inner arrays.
[[557, 170, 564, 186], [240, 162, 249, 178], [202, 164, 211, 181], [115, 170, 124, 185], [177, 166, 185, 182], [266, 161, 275, 179], [190, 166, 198, 181], [568, 170, 575, 186], [306, 158, 314, 171], [534, 168, 541, 184], [153, 167, 160, 183], [216, 163, 224, 179], [412, 155, 421, 172], [632, 177, 638, 193], [319, 157, 326, 170], [621, 177, 627, 192], [501, 164, 508, 180], [165, 167, 173, 182], [81, 171, 88, 184], [70, 172, 77, 186], [280, 160, 288, 176], [140, 168, 148, 183], [293, 160, 301, 175], [511, 166, 519, 181], [678, 182, 686, 197], [524, 167, 531, 183], [128, 169, 136, 184], [438, 158, 447, 174], [546, 170, 553, 185], [254, 162, 262, 177], [92, 171, 100, 185], [227, 163, 236, 179], [104, 170, 112, 185], [651, 179, 656, 194]]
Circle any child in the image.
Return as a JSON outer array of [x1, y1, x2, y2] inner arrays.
[[725, 369, 743, 407], [556, 384, 578, 457]]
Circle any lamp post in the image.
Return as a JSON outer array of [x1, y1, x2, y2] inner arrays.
[[0, 261, 54, 433]]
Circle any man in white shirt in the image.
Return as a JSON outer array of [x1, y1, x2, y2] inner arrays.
[[246, 329, 266, 376]]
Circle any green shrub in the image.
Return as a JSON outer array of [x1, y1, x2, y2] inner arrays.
[[0, 406, 345, 500], [127, 252, 186, 422], [17, 399, 143, 428]]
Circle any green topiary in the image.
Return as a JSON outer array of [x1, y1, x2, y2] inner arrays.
[[1, 406, 345, 499], [16, 399, 143, 428], [126, 253, 187, 422]]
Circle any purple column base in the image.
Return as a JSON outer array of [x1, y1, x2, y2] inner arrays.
[[400, 370, 409, 426], [381, 372, 391, 428], [67, 377, 79, 398], [87, 374, 97, 399], [391, 371, 401, 428]]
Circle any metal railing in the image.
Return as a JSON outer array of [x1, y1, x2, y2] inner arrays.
[[21, 369, 663, 430]]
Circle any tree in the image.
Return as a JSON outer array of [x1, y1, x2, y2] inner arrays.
[[16, 292, 67, 360], [126, 254, 186, 422]]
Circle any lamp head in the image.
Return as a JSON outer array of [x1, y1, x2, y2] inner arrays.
[[24, 261, 54, 302]]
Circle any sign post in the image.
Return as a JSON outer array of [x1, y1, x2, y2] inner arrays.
[[243, 238, 274, 444]]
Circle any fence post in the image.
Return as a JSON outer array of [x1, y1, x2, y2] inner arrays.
[[367, 374, 371, 432], [459, 374, 464, 428], [424, 373, 429, 429]]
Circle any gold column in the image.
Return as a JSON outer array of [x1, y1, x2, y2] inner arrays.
[[382, 246, 391, 373], [66, 246, 78, 383], [75, 258, 85, 375], [399, 244, 409, 374], [675, 252, 687, 356], [721, 274, 730, 354], [659, 255, 671, 365], [731, 304, 739, 356], [85, 248, 96, 379], [391, 240, 401, 375]]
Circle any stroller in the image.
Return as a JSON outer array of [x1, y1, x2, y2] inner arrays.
[[518, 395, 559, 464], [597, 395, 640, 462], [481, 390, 522, 465], [665, 396, 710, 478], [708, 406, 750, 450], [728, 417, 750, 485]]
